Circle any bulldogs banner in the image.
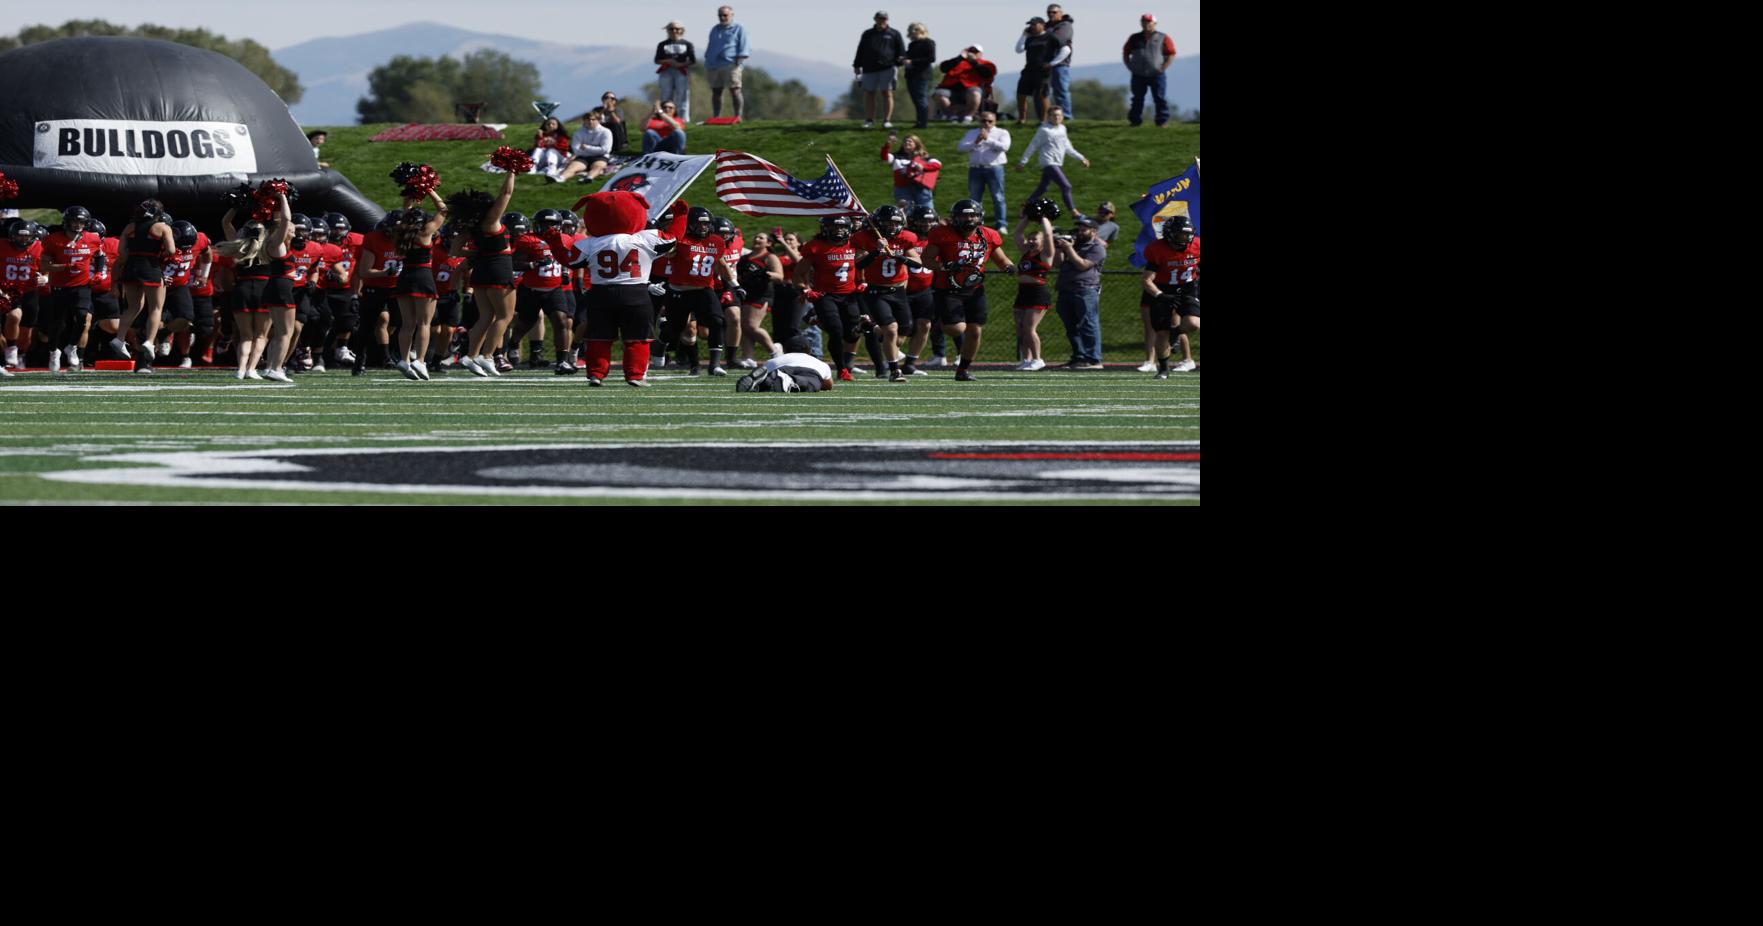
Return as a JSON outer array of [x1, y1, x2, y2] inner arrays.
[[598, 152, 714, 220], [32, 119, 259, 176]]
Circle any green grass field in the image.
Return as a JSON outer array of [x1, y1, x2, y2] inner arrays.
[[0, 366, 1199, 505]]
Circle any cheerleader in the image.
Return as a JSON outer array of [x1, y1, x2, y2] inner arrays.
[[447, 171, 518, 376], [390, 189, 448, 379], [112, 198, 178, 372]]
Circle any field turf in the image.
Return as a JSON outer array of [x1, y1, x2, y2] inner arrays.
[[0, 364, 1200, 505]]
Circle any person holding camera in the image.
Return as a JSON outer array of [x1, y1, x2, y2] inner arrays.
[[1014, 17, 1054, 124], [642, 100, 687, 154], [1050, 214, 1106, 369]]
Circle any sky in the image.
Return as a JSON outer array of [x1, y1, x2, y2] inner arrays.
[[28, 0, 1199, 70]]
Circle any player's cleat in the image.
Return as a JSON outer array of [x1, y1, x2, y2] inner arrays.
[[890, 368, 908, 382], [494, 352, 513, 373], [334, 346, 357, 365], [838, 368, 854, 382], [955, 368, 976, 382], [709, 365, 728, 377], [587, 375, 604, 387], [554, 360, 578, 375], [625, 378, 648, 388], [179, 357, 193, 369]]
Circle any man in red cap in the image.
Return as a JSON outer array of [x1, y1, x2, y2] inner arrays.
[[1122, 13, 1178, 127]]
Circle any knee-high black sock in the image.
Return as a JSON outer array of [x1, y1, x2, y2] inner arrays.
[[863, 329, 885, 371]]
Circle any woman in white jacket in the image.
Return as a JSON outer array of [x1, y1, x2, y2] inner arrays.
[[1014, 106, 1089, 217]]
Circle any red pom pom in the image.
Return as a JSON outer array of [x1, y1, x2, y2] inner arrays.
[[0, 170, 17, 202], [491, 146, 534, 174]]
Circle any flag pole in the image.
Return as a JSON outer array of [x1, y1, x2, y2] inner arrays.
[[1194, 157, 1200, 177], [825, 154, 867, 216]]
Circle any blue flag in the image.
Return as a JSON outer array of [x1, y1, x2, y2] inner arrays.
[[1129, 162, 1201, 268]]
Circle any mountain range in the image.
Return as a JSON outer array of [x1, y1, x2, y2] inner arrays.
[[275, 22, 1199, 126]]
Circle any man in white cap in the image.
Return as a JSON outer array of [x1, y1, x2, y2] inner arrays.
[[1122, 13, 1178, 126]]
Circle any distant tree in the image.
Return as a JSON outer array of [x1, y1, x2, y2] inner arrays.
[[357, 50, 541, 124], [1068, 79, 1128, 121], [0, 19, 304, 103], [642, 66, 824, 120]]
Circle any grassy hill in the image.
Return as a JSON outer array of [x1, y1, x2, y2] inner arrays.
[[312, 120, 1198, 273]]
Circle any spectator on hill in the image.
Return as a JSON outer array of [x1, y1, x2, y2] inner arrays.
[[599, 92, 629, 154], [706, 5, 751, 120], [1016, 105, 1087, 217], [956, 111, 1011, 233], [882, 133, 941, 211], [931, 45, 995, 123], [904, 23, 937, 129], [656, 21, 697, 122], [1123, 13, 1177, 126], [307, 130, 329, 168], [1093, 201, 1119, 246], [531, 116, 572, 175], [1014, 17, 1053, 124], [642, 100, 687, 154], [854, 11, 907, 128], [1044, 4, 1075, 118], [554, 110, 615, 183]]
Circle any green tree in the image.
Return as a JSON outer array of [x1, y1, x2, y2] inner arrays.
[[640, 66, 824, 121], [1068, 79, 1128, 121], [356, 50, 541, 125], [0, 20, 303, 103]]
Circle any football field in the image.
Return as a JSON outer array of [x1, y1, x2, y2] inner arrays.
[[0, 366, 1200, 505]]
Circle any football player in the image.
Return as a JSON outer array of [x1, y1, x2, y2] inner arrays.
[[918, 199, 1015, 381], [1139, 215, 1200, 377]]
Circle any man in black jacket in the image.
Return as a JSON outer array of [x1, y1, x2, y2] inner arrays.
[[854, 11, 907, 128]]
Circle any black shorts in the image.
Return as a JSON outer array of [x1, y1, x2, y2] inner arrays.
[[1017, 68, 1049, 99], [671, 287, 724, 329], [907, 288, 934, 328], [470, 255, 515, 289], [395, 266, 437, 298], [121, 254, 164, 286], [264, 277, 298, 310], [1014, 283, 1051, 309], [935, 287, 989, 326], [1147, 285, 1200, 330], [862, 287, 907, 327], [91, 290, 121, 321], [584, 284, 655, 342], [435, 293, 461, 327], [327, 291, 357, 332], [232, 277, 271, 313], [165, 285, 194, 323], [814, 292, 864, 341], [11, 290, 40, 326], [192, 294, 216, 335], [517, 286, 569, 324], [53, 286, 93, 318], [358, 287, 394, 319]]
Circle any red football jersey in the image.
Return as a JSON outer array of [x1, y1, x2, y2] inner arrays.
[[668, 236, 724, 288], [323, 231, 365, 290], [543, 231, 581, 290], [435, 251, 467, 296], [850, 228, 920, 286], [925, 225, 1003, 289], [277, 239, 322, 285], [516, 235, 564, 290], [358, 232, 400, 289], [0, 240, 42, 294], [800, 237, 861, 294], [1142, 238, 1201, 288], [165, 232, 210, 288], [91, 238, 119, 294], [42, 230, 103, 288]]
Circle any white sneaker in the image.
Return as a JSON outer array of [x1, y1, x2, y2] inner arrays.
[[862, 121, 874, 129], [144, 341, 157, 359], [236, 369, 247, 380], [1015, 359, 1032, 370], [738, 358, 758, 369], [246, 369, 263, 380], [179, 357, 193, 369], [48, 350, 61, 373], [412, 360, 430, 381], [398, 360, 419, 380], [335, 346, 357, 365], [1136, 361, 1158, 373], [883, 121, 894, 129], [3, 346, 17, 368], [66, 346, 80, 368], [263, 368, 292, 383], [1028, 358, 1046, 371], [478, 355, 500, 376], [310, 360, 325, 373], [0, 365, 11, 377], [462, 355, 489, 377], [1172, 359, 1197, 372]]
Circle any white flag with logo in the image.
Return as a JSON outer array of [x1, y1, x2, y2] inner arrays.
[[596, 152, 714, 220]]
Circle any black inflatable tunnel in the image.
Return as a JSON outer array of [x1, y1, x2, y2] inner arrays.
[[0, 37, 382, 233]]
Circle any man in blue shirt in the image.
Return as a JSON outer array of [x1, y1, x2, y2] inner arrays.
[[705, 5, 752, 120]]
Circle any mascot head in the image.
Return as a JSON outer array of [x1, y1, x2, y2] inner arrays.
[[573, 190, 651, 237]]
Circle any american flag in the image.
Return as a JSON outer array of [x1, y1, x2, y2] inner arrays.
[[714, 149, 867, 217]]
